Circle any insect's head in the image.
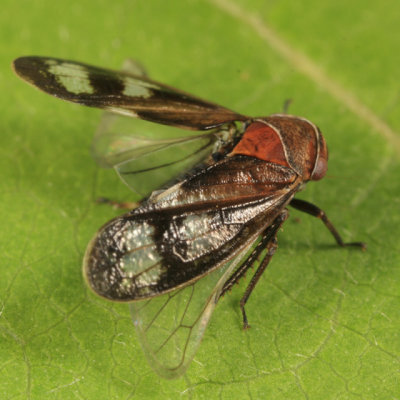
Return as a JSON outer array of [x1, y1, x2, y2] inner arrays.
[[231, 114, 328, 182]]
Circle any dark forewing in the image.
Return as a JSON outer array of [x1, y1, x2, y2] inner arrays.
[[83, 155, 301, 301], [13, 56, 248, 130]]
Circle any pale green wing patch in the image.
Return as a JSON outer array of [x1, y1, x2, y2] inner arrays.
[[46, 59, 94, 95], [13, 56, 248, 129]]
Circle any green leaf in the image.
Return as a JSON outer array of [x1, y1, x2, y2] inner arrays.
[[1, 0, 399, 398]]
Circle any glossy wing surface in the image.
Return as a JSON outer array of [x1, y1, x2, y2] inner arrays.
[[83, 156, 300, 301], [13, 56, 248, 129]]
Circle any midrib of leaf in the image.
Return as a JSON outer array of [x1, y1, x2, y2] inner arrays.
[[209, 0, 400, 154]]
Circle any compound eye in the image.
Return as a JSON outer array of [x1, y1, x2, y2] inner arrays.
[[311, 134, 328, 181], [311, 156, 327, 180]]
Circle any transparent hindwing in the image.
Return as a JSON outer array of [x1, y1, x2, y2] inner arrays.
[[130, 241, 257, 379], [93, 112, 225, 198]]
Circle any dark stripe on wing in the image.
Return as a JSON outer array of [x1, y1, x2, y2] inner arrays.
[[13, 56, 249, 130]]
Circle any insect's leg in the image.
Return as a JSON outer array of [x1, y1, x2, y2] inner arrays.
[[289, 198, 366, 250], [219, 224, 279, 298], [220, 211, 288, 329], [240, 235, 278, 329], [282, 99, 293, 114]]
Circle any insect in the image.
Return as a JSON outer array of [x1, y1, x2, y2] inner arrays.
[[13, 56, 365, 378]]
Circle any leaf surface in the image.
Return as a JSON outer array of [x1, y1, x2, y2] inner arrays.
[[1, 0, 399, 398]]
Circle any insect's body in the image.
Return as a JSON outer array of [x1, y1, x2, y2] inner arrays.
[[85, 115, 327, 302], [85, 156, 292, 300], [13, 56, 364, 378]]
